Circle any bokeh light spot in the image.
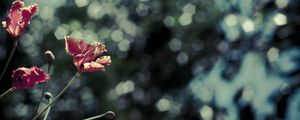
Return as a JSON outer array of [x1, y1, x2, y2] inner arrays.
[[242, 20, 255, 33], [156, 98, 171, 112], [267, 47, 279, 62], [179, 13, 193, 26], [176, 52, 189, 65], [168, 38, 182, 52], [273, 13, 287, 26], [276, 0, 289, 8], [115, 80, 135, 96], [75, 0, 89, 7], [111, 30, 123, 42], [224, 14, 238, 27], [199, 105, 213, 120], [183, 3, 196, 15], [163, 16, 176, 27], [118, 40, 130, 51]]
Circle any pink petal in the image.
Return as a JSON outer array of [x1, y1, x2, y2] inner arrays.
[[2, 0, 37, 38], [65, 36, 111, 72], [21, 4, 38, 24], [73, 54, 86, 71], [30, 67, 50, 83], [12, 66, 50, 90], [65, 36, 85, 56], [11, 0, 24, 10], [6, 0, 23, 37], [29, 4, 38, 14]]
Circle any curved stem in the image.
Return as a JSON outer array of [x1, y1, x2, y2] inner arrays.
[[0, 88, 13, 99], [34, 63, 51, 115], [32, 72, 81, 120], [84, 111, 115, 120], [83, 113, 106, 120], [43, 97, 52, 120], [0, 40, 18, 82]]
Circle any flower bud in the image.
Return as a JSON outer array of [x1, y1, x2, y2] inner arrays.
[[44, 50, 55, 64], [105, 111, 115, 119], [44, 92, 53, 100]]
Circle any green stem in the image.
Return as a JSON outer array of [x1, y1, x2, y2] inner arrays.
[[43, 97, 52, 120], [0, 40, 18, 82], [34, 64, 51, 115], [83, 113, 106, 120], [32, 72, 81, 120], [0, 88, 13, 99]]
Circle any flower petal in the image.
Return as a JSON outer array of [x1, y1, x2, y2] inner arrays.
[[6, 0, 23, 37], [80, 56, 111, 72], [73, 54, 85, 71], [12, 0, 24, 9], [21, 4, 37, 25], [65, 36, 85, 56], [65, 36, 111, 72], [82, 61, 105, 72], [12, 66, 50, 90], [30, 67, 50, 83], [95, 56, 111, 65], [2, 0, 37, 38]]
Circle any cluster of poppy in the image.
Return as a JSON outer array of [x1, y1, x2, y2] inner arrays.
[[0, 0, 114, 119], [2, 0, 111, 91]]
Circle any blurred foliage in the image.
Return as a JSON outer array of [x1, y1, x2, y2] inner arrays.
[[0, 0, 300, 120]]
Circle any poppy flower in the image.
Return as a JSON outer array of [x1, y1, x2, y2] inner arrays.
[[65, 36, 111, 72], [12, 66, 50, 90], [2, 0, 38, 38]]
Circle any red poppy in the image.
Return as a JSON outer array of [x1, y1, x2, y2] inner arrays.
[[65, 36, 111, 72], [2, 0, 38, 38], [12, 67, 50, 90]]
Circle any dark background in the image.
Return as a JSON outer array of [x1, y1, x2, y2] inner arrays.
[[1, 0, 300, 120]]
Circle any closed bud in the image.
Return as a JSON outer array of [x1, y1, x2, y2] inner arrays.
[[44, 92, 53, 100], [105, 111, 115, 119], [44, 50, 55, 63]]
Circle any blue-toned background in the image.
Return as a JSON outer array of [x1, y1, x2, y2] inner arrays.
[[0, 0, 300, 120]]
